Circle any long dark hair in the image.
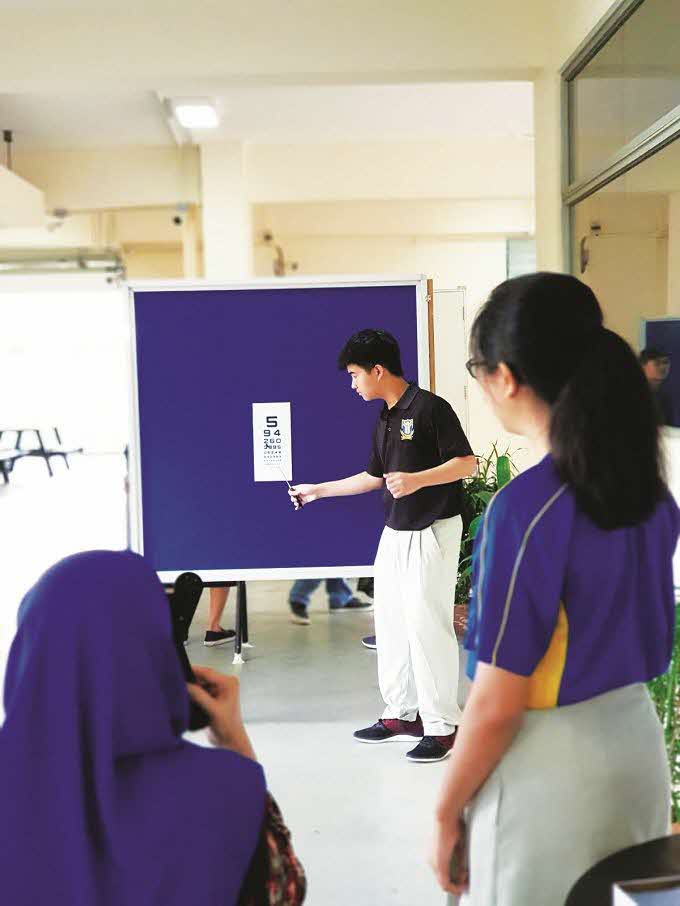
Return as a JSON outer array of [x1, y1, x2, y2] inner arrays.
[[470, 272, 664, 529]]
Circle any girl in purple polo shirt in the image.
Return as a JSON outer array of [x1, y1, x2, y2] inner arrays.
[[430, 273, 679, 905]]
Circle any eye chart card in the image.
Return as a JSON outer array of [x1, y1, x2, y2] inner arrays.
[[252, 402, 293, 482]]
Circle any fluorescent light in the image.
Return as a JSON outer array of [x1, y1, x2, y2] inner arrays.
[[171, 99, 220, 130]]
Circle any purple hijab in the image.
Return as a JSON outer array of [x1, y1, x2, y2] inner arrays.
[[0, 550, 266, 906]]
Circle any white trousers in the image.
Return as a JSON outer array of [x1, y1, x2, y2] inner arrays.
[[374, 515, 463, 736]]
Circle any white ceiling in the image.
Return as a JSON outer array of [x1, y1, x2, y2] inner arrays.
[[0, 93, 172, 151], [0, 1, 557, 92], [0, 82, 533, 152]]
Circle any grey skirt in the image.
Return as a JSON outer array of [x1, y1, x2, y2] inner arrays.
[[450, 684, 671, 906]]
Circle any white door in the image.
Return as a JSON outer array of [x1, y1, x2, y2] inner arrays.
[[432, 287, 468, 434]]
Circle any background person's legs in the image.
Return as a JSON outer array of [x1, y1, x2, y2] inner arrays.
[[289, 578, 322, 625], [357, 577, 376, 648], [208, 586, 228, 631], [289, 579, 372, 623], [203, 587, 236, 647], [357, 576, 374, 599], [325, 577, 353, 609], [326, 578, 373, 613], [289, 579, 322, 608]]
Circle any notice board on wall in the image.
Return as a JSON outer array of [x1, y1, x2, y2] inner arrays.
[[644, 318, 680, 428], [128, 277, 430, 581]]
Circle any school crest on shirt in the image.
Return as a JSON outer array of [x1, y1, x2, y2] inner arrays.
[[400, 418, 415, 441]]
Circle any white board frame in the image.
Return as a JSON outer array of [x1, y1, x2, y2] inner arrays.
[[127, 275, 430, 582]]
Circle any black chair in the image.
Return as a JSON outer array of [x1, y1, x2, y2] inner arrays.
[[565, 835, 680, 905], [0, 448, 28, 484]]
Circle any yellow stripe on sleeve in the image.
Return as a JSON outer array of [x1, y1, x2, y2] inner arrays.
[[527, 602, 569, 710]]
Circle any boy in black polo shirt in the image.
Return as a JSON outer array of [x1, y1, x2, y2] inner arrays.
[[290, 329, 476, 762]]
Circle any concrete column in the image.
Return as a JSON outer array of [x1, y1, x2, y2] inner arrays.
[[200, 143, 252, 280], [533, 70, 568, 273], [181, 204, 200, 278]]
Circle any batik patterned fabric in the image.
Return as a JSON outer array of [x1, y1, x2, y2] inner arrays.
[[238, 795, 307, 905]]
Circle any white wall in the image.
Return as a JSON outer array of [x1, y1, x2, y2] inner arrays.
[[247, 138, 534, 203], [550, 0, 622, 65], [13, 147, 201, 211], [255, 198, 534, 238], [0, 166, 44, 229], [10, 137, 532, 227], [668, 193, 680, 316]]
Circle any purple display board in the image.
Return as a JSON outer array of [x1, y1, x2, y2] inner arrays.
[[129, 279, 428, 581], [644, 318, 680, 428]]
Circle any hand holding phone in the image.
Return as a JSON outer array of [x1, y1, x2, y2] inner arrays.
[[430, 815, 469, 895], [187, 666, 257, 761]]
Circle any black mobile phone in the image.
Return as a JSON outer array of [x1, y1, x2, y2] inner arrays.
[[449, 850, 458, 883], [167, 572, 210, 731]]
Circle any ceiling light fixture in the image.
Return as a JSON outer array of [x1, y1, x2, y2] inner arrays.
[[170, 98, 220, 130]]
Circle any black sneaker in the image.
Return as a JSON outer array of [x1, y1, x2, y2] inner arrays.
[[361, 635, 377, 649], [353, 716, 424, 743], [406, 733, 456, 763], [357, 577, 374, 599], [290, 602, 310, 625], [203, 628, 236, 647], [330, 597, 373, 612]]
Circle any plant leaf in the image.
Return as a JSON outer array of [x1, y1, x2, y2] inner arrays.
[[496, 455, 512, 488], [469, 515, 483, 539]]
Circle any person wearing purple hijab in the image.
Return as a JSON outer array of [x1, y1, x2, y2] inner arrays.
[[0, 550, 304, 905]]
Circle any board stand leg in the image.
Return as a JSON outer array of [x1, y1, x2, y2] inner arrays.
[[241, 582, 254, 648], [233, 581, 249, 664]]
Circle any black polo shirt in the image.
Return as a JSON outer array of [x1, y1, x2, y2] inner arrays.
[[366, 382, 474, 531]]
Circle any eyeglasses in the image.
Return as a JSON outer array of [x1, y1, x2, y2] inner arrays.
[[465, 359, 486, 380]]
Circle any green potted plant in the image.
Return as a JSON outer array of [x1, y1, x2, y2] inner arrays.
[[454, 445, 515, 635]]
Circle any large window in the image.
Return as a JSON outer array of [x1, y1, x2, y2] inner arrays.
[[565, 0, 680, 431], [570, 138, 679, 348], [568, 0, 680, 185]]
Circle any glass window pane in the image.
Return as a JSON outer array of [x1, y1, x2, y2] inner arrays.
[[571, 140, 675, 348], [506, 238, 536, 278], [569, 0, 680, 184], [570, 137, 680, 425]]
